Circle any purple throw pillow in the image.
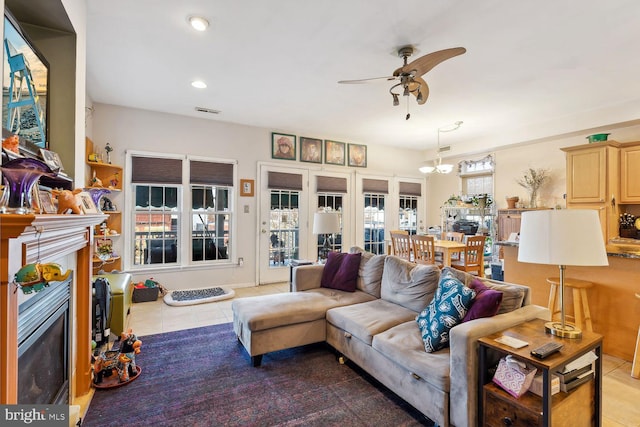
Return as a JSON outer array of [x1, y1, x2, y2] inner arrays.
[[320, 252, 361, 292], [462, 278, 503, 322]]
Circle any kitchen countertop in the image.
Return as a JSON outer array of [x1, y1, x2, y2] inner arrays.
[[496, 239, 640, 259]]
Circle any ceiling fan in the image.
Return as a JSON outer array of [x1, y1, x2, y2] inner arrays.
[[338, 45, 466, 119]]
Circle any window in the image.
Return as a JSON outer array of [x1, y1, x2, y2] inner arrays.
[[129, 154, 235, 269], [362, 178, 388, 255], [398, 181, 421, 235], [459, 155, 495, 196], [364, 193, 385, 254], [191, 185, 230, 261], [315, 175, 346, 259], [317, 194, 343, 258], [398, 195, 418, 234], [269, 190, 299, 266], [133, 185, 180, 265]]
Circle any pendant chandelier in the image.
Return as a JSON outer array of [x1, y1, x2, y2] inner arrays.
[[419, 121, 463, 174]]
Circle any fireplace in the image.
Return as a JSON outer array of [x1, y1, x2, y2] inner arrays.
[[17, 275, 71, 404]]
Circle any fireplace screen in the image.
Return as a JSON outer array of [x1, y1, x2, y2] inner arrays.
[[18, 278, 70, 404]]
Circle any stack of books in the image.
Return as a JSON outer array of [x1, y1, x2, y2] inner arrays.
[[555, 350, 597, 392]]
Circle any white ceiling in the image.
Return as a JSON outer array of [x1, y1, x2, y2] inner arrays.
[[85, 1, 640, 156]]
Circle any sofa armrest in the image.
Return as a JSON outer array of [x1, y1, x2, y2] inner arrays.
[[448, 304, 551, 427], [291, 265, 324, 291]]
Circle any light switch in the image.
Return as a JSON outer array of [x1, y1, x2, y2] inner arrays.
[[244, 205, 250, 213]]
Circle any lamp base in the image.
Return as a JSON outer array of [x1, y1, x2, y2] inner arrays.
[[544, 321, 582, 339]]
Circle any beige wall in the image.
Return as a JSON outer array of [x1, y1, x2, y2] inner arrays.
[[425, 124, 640, 228]]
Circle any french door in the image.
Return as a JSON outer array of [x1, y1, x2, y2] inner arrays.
[[258, 165, 309, 284]]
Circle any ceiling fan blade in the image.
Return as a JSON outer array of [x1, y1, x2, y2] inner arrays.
[[338, 75, 398, 84], [411, 77, 429, 105], [400, 47, 466, 77]]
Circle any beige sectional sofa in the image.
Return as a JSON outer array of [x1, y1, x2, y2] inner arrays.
[[232, 249, 549, 427]]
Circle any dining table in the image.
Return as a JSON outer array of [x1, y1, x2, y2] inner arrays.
[[434, 239, 467, 267]]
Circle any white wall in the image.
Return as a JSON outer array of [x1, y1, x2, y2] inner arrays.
[[90, 103, 427, 288]]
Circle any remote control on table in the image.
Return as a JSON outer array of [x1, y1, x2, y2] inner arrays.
[[530, 342, 563, 359]]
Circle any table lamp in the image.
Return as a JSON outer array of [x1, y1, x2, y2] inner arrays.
[[518, 209, 608, 338], [313, 212, 341, 261]]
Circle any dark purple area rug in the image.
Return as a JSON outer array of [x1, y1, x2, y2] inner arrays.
[[83, 323, 433, 427]]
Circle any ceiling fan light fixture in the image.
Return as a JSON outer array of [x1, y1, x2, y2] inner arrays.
[[392, 93, 399, 106], [416, 91, 423, 103], [403, 84, 410, 97]]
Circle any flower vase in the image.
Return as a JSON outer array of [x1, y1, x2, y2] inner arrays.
[[529, 189, 538, 208], [1, 158, 56, 214]]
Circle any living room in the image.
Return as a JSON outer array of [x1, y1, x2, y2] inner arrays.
[[2, 1, 640, 426]]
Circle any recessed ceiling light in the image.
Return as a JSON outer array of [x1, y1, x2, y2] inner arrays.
[[191, 80, 207, 89], [188, 16, 209, 31]]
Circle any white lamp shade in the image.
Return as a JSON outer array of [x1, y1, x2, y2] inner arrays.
[[518, 209, 609, 266], [313, 212, 341, 235]]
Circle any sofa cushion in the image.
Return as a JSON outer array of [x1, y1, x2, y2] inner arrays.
[[231, 288, 376, 332], [321, 251, 361, 292], [381, 256, 440, 312], [349, 246, 386, 297], [372, 321, 451, 392], [463, 278, 503, 322], [326, 299, 417, 345], [442, 267, 526, 314], [416, 272, 475, 352]]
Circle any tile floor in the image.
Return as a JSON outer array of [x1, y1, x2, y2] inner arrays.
[[129, 283, 640, 426]]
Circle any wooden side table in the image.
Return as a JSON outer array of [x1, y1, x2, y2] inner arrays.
[[478, 319, 603, 427]]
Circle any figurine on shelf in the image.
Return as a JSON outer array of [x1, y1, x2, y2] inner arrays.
[[2, 134, 19, 154], [104, 142, 113, 164], [101, 197, 115, 211], [109, 172, 119, 189], [52, 188, 82, 214], [90, 171, 103, 187]]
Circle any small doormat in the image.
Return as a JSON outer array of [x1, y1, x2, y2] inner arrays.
[[163, 286, 235, 306]]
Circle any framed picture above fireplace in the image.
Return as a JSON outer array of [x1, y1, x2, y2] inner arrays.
[[3, 8, 50, 148]]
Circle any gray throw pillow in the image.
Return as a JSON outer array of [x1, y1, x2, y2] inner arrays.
[[349, 246, 386, 297], [381, 256, 440, 312]]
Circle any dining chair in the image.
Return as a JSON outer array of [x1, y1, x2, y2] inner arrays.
[[411, 234, 436, 264], [451, 235, 486, 277], [390, 231, 412, 261]]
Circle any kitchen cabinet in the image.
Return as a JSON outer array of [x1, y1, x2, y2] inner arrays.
[[562, 141, 620, 243], [620, 141, 640, 203], [496, 208, 549, 242]]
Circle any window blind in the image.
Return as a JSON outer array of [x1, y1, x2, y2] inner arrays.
[[362, 178, 388, 194], [131, 156, 182, 184], [268, 171, 303, 190], [316, 176, 347, 193], [190, 160, 234, 186], [399, 182, 421, 196]]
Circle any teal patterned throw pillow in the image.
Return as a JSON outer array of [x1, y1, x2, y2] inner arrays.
[[416, 273, 476, 353]]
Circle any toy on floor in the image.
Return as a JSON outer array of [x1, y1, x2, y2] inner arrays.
[[93, 329, 142, 388]]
